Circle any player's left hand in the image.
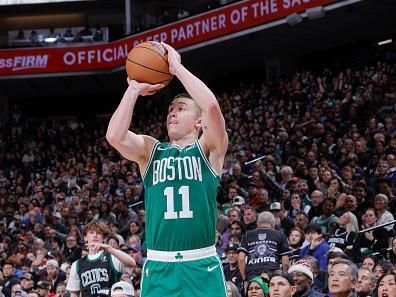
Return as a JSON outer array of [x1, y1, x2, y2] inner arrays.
[[161, 42, 181, 75], [86, 242, 110, 254]]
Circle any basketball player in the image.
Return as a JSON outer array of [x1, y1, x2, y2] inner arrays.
[[106, 42, 228, 297], [66, 220, 136, 297]]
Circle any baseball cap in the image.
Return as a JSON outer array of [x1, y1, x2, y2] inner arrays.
[[270, 202, 282, 211], [225, 243, 239, 253], [22, 273, 33, 280], [46, 259, 59, 268], [288, 259, 314, 283], [232, 196, 245, 206], [111, 281, 135, 297], [37, 280, 50, 289], [129, 244, 141, 253], [53, 212, 62, 219]]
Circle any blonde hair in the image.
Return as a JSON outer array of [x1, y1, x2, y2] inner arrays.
[[345, 211, 359, 232]]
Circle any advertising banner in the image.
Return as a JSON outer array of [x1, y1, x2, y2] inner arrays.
[[0, 0, 336, 77]]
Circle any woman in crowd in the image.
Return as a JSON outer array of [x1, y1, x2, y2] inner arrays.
[[362, 256, 376, 272], [98, 201, 116, 225], [373, 259, 394, 280], [376, 272, 396, 297], [107, 236, 120, 249], [357, 208, 389, 255], [285, 193, 310, 220], [327, 211, 358, 250], [247, 276, 269, 297]]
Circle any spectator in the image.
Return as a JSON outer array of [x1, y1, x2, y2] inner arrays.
[[110, 281, 134, 297], [243, 206, 257, 231], [311, 198, 338, 236], [247, 276, 269, 297], [376, 272, 396, 297], [355, 267, 376, 297], [238, 212, 290, 283], [255, 188, 271, 213], [55, 282, 66, 297], [36, 281, 51, 297], [361, 256, 376, 272], [373, 259, 393, 280], [288, 228, 306, 264], [44, 259, 66, 293], [1, 262, 20, 297], [66, 220, 135, 297], [327, 211, 358, 251], [269, 271, 296, 297], [300, 224, 330, 270], [223, 244, 243, 293], [270, 202, 295, 236], [294, 211, 309, 232], [288, 259, 325, 297], [328, 259, 358, 297], [226, 281, 241, 297], [308, 191, 324, 221], [357, 208, 389, 255], [374, 194, 394, 231]]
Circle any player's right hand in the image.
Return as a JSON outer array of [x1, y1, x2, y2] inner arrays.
[[127, 77, 164, 96]]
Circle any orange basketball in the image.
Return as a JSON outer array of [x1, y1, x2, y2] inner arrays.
[[126, 41, 173, 86]]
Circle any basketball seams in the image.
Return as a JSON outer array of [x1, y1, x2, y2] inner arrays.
[[127, 59, 172, 76], [134, 44, 169, 65]]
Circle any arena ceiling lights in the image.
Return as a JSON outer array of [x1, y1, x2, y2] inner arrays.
[[0, 0, 92, 5]]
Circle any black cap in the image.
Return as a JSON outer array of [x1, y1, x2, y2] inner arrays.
[[36, 280, 50, 289], [225, 244, 239, 253]]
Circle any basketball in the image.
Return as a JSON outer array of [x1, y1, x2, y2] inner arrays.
[[126, 41, 173, 86]]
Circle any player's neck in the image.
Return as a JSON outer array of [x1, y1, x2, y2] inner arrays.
[[169, 135, 198, 148]]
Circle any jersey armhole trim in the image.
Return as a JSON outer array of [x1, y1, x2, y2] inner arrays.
[[109, 254, 121, 280], [75, 259, 80, 281], [196, 140, 219, 178], [142, 140, 160, 180]]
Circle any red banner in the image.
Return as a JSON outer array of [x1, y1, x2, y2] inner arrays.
[[0, 0, 336, 77]]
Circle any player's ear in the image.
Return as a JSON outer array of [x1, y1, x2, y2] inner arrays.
[[196, 117, 203, 127]]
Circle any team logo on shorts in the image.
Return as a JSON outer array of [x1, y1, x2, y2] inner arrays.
[[254, 244, 268, 256]]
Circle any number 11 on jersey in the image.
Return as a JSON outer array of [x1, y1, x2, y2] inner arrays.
[[164, 186, 193, 219]]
